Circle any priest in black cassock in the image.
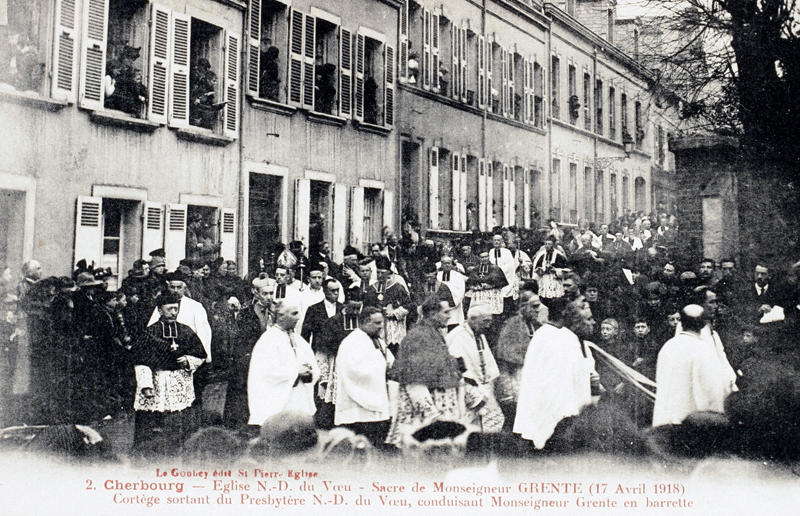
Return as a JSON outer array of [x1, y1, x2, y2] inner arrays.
[[131, 291, 207, 457]]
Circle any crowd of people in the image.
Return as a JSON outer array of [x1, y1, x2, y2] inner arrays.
[[3, 210, 800, 461]]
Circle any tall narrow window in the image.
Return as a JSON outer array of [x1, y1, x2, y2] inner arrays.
[[313, 17, 339, 114], [595, 78, 603, 135], [550, 56, 560, 119], [608, 86, 616, 140], [595, 170, 604, 222], [252, 1, 289, 103], [2, 0, 48, 95], [103, 0, 150, 117], [569, 163, 578, 224], [657, 125, 665, 165], [189, 19, 224, 130], [622, 175, 630, 213], [621, 93, 629, 142], [635, 100, 643, 149], [550, 158, 561, 222], [534, 61, 544, 127], [568, 64, 578, 125], [583, 167, 592, 221], [610, 173, 617, 221], [583, 72, 591, 131]]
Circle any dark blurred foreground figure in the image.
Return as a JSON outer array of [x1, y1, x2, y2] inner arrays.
[[0, 424, 116, 462]]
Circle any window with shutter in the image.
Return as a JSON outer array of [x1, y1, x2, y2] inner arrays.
[[74, 196, 103, 271], [550, 158, 561, 222], [164, 203, 187, 271], [246, 0, 261, 96], [478, 159, 487, 232], [550, 55, 560, 119], [502, 164, 511, 226], [583, 71, 592, 131], [501, 48, 508, 117], [220, 208, 237, 261], [422, 9, 430, 90], [523, 168, 531, 228], [431, 13, 439, 92], [399, 0, 408, 83], [523, 58, 530, 123], [486, 161, 495, 228], [350, 186, 365, 249], [253, 0, 289, 103], [79, 0, 109, 110], [534, 60, 544, 127], [148, 4, 170, 124], [302, 15, 315, 110], [429, 147, 439, 230], [142, 201, 164, 258], [477, 35, 485, 109], [384, 44, 395, 126], [102, 0, 149, 118], [168, 12, 190, 128], [450, 23, 458, 99], [354, 32, 364, 121], [224, 31, 240, 138], [52, 0, 79, 101], [486, 40, 494, 113], [451, 153, 460, 231], [310, 12, 340, 115], [339, 28, 352, 117], [288, 9, 304, 107], [459, 27, 467, 104], [460, 155, 467, 228]]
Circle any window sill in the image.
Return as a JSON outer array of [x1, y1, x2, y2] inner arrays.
[[486, 112, 547, 135], [247, 95, 297, 116], [174, 126, 235, 146], [88, 109, 161, 132], [0, 85, 69, 112], [354, 120, 391, 136], [307, 111, 347, 127], [425, 228, 472, 236]]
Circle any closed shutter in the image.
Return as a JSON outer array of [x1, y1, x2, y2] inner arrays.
[[339, 28, 352, 118], [431, 13, 439, 92], [168, 12, 191, 127], [399, 0, 408, 82], [164, 203, 187, 271], [74, 196, 103, 270], [422, 9, 430, 90], [224, 31, 240, 138], [52, 0, 79, 102], [78, 0, 109, 110], [302, 15, 315, 110], [350, 186, 365, 249], [332, 183, 348, 262], [429, 147, 439, 229], [509, 166, 516, 227], [523, 58, 530, 123], [460, 155, 468, 228], [477, 35, 485, 109], [523, 168, 531, 228], [384, 44, 395, 127], [486, 40, 492, 112], [354, 32, 365, 122], [246, 0, 261, 96], [451, 153, 460, 230], [288, 9, 304, 107], [460, 27, 467, 103], [478, 160, 487, 232], [501, 48, 508, 117], [141, 201, 164, 258], [383, 190, 395, 232], [294, 179, 310, 246], [148, 4, 171, 124], [450, 23, 458, 99], [220, 208, 237, 261]]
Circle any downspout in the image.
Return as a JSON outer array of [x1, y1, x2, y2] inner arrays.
[[481, 0, 487, 160]]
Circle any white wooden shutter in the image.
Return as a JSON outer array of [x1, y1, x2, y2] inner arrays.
[[350, 186, 365, 249], [451, 153, 460, 231], [460, 26, 467, 103], [478, 160, 487, 232], [477, 35, 485, 109], [523, 58, 530, 123], [142, 201, 164, 258], [422, 9, 430, 90], [220, 208, 237, 261], [78, 0, 109, 110], [294, 178, 310, 246], [501, 48, 508, 117], [383, 190, 395, 232], [74, 196, 103, 270], [384, 44, 395, 127], [148, 4, 171, 124], [431, 13, 439, 92], [164, 203, 187, 271], [486, 161, 494, 228], [339, 27, 352, 118], [509, 166, 516, 227], [399, 0, 408, 82], [288, 9, 304, 107], [486, 40, 492, 112], [502, 164, 510, 226], [508, 52, 516, 118], [332, 183, 348, 263], [429, 147, 439, 229], [224, 30, 240, 138], [168, 12, 191, 128], [523, 168, 531, 228], [52, 0, 79, 102], [302, 14, 315, 110], [354, 32, 365, 122], [246, 0, 261, 96], [460, 155, 468, 228], [451, 23, 458, 100]]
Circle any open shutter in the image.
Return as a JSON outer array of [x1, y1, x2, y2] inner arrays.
[[523, 168, 531, 228], [460, 155, 468, 228], [399, 0, 408, 81], [148, 4, 171, 124], [422, 9, 430, 90], [523, 58, 530, 123], [383, 190, 395, 232], [486, 40, 492, 112], [224, 31, 240, 138], [339, 27, 352, 118], [164, 203, 187, 271], [142, 202, 165, 258], [350, 186, 365, 249], [294, 179, 310, 246], [52, 0, 79, 102], [477, 35, 485, 108], [509, 53, 516, 119], [354, 32, 365, 122], [246, 0, 261, 96], [384, 44, 395, 126], [451, 153, 460, 230], [288, 9, 304, 107], [332, 183, 348, 263], [302, 14, 315, 110], [431, 13, 439, 92], [501, 48, 508, 117], [486, 161, 494, 229], [74, 196, 103, 270], [168, 12, 191, 128], [78, 0, 109, 110], [451, 24, 458, 99], [509, 166, 516, 227], [220, 208, 237, 261], [460, 26, 467, 103], [429, 147, 439, 229], [478, 160, 487, 232]]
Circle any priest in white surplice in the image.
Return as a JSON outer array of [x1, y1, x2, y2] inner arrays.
[[488, 234, 517, 317], [335, 306, 394, 447], [247, 299, 320, 427], [438, 255, 467, 329]]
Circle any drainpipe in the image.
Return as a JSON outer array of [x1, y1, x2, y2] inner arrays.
[[481, 0, 487, 160], [592, 45, 600, 223]]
